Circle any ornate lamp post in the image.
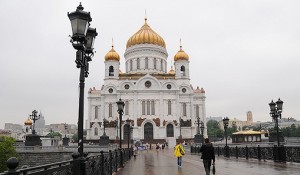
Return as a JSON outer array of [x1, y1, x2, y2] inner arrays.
[[25, 110, 42, 146], [179, 117, 182, 140], [99, 118, 110, 145], [194, 116, 203, 144], [200, 121, 205, 144], [126, 118, 131, 148], [269, 98, 283, 147], [116, 99, 125, 148], [68, 3, 97, 158], [29, 110, 40, 135], [115, 118, 119, 140], [63, 123, 69, 146], [223, 117, 230, 157]]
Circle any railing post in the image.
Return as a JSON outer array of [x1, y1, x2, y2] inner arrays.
[[115, 149, 118, 172], [109, 150, 113, 175], [191, 146, 193, 153], [245, 146, 249, 160], [257, 145, 261, 161], [100, 151, 104, 175], [119, 148, 124, 168], [217, 146, 220, 156], [273, 145, 279, 162], [279, 145, 286, 162], [235, 146, 238, 159], [3, 157, 19, 175], [72, 152, 80, 175]]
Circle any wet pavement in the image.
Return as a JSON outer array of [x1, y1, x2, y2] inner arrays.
[[114, 148, 300, 175]]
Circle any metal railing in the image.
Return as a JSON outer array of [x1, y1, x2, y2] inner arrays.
[[191, 145, 300, 163], [0, 148, 133, 175]]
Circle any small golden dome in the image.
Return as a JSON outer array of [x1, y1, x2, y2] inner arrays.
[[174, 45, 189, 61], [105, 45, 120, 61], [24, 118, 32, 126], [126, 18, 166, 48], [168, 66, 175, 75]]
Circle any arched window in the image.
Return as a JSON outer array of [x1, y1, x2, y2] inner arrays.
[[147, 101, 150, 115], [125, 101, 129, 115], [180, 66, 185, 76], [196, 105, 199, 118], [142, 101, 145, 115], [130, 60, 133, 71], [154, 58, 157, 69], [145, 57, 148, 69], [151, 100, 155, 115], [168, 100, 172, 115], [109, 66, 114, 76], [109, 104, 112, 118], [95, 106, 98, 119], [183, 103, 186, 116], [161, 59, 163, 71], [137, 58, 140, 69], [94, 128, 98, 136]]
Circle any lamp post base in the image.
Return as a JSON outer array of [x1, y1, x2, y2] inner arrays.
[[99, 135, 110, 146], [25, 134, 42, 146], [194, 134, 203, 144], [63, 137, 70, 146]]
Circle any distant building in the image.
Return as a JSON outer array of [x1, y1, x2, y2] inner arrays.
[[34, 111, 46, 135], [45, 123, 77, 135], [219, 111, 254, 131], [4, 123, 23, 132]]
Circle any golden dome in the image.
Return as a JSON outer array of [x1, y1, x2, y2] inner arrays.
[[174, 45, 189, 61], [24, 118, 32, 126], [105, 45, 120, 61], [168, 66, 175, 75], [126, 18, 166, 48]]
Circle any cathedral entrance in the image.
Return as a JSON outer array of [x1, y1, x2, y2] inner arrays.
[[166, 124, 174, 137], [144, 122, 153, 141], [123, 124, 130, 142]]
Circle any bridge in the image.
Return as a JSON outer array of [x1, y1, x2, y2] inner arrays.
[[1, 145, 300, 174]]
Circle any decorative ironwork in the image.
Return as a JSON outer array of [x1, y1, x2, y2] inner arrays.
[[190, 145, 300, 163]]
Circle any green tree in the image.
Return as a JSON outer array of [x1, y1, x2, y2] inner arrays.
[[46, 132, 62, 138], [72, 132, 78, 142], [206, 120, 224, 139], [0, 136, 18, 172]]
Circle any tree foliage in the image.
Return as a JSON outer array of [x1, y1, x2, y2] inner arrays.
[[281, 124, 300, 137], [0, 136, 18, 172], [207, 120, 224, 138], [46, 132, 62, 138]]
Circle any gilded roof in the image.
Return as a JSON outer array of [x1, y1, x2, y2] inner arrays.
[[168, 66, 175, 75], [174, 46, 189, 61], [105, 46, 120, 61], [24, 118, 32, 125], [126, 18, 166, 48], [232, 130, 262, 135]]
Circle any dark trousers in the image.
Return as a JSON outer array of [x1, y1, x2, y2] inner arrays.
[[203, 159, 212, 175], [177, 156, 182, 166]]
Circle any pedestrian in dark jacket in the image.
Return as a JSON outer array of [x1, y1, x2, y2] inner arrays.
[[200, 138, 215, 175]]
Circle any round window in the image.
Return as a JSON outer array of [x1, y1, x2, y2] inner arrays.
[[167, 84, 172, 89], [124, 84, 130, 89], [108, 88, 113, 93], [145, 81, 152, 88], [182, 88, 186, 93]]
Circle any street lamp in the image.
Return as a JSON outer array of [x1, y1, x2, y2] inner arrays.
[[179, 117, 182, 140], [63, 123, 69, 146], [126, 118, 131, 148], [194, 116, 201, 135], [29, 110, 40, 135], [223, 117, 229, 157], [200, 121, 205, 144], [269, 98, 283, 146], [68, 2, 97, 158], [116, 99, 125, 148]]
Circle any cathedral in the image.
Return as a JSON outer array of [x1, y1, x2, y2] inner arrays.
[[86, 18, 207, 144]]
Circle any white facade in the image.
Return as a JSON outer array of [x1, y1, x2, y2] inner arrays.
[[86, 20, 207, 142]]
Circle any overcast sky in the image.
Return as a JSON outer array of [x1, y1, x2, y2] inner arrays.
[[1, 0, 299, 129]]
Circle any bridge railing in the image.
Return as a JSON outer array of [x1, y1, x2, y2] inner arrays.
[[191, 145, 300, 163], [0, 148, 133, 175]]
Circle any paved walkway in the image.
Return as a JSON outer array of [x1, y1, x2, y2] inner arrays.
[[114, 148, 300, 175]]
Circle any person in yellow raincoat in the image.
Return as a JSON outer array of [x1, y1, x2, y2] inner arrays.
[[174, 142, 185, 167]]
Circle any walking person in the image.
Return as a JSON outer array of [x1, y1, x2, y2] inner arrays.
[[174, 142, 185, 167], [200, 138, 215, 175]]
